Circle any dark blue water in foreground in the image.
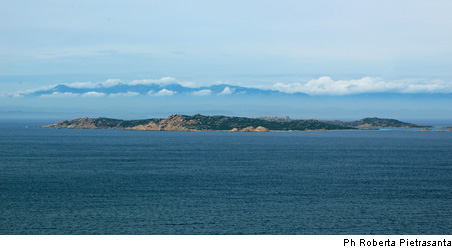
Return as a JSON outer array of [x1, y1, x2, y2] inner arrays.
[[1, 120, 451, 234]]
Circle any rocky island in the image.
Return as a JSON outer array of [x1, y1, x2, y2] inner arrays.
[[43, 114, 430, 132]]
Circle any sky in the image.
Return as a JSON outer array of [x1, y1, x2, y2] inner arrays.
[[1, 0, 452, 121]]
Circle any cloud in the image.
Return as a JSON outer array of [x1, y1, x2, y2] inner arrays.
[[179, 81, 203, 88], [217, 87, 234, 96], [14, 84, 60, 96], [0, 91, 18, 97], [129, 77, 177, 86], [272, 77, 452, 95], [400, 79, 452, 93], [2, 93, 25, 98], [40, 92, 80, 98], [102, 79, 122, 87], [148, 89, 176, 96], [82, 91, 106, 97], [109, 91, 140, 97], [191, 89, 212, 96], [65, 79, 121, 89], [67, 82, 100, 89]]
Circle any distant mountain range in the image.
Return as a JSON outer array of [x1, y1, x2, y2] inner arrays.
[[43, 114, 431, 132], [20, 82, 452, 98], [29, 83, 308, 97]]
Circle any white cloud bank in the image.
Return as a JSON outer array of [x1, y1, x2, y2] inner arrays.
[[82, 91, 105, 97], [217, 87, 234, 96], [272, 77, 452, 95], [66, 79, 121, 89], [1, 92, 25, 98], [148, 89, 176, 96], [40, 92, 80, 98], [130, 77, 177, 86], [109, 91, 140, 97], [191, 89, 212, 96], [102, 79, 122, 87], [64, 77, 176, 89], [67, 82, 99, 89]]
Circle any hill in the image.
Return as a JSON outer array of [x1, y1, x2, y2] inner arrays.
[[330, 117, 432, 128]]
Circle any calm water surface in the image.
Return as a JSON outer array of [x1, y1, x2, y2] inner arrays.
[[0, 120, 451, 234]]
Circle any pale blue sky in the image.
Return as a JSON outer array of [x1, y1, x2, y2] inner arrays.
[[2, 0, 452, 82], [1, 0, 452, 120]]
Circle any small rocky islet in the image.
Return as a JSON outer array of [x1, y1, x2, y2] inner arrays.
[[42, 114, 432, 132]]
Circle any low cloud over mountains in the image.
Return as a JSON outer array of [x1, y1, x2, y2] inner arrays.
[[3, 76, 452, 98]]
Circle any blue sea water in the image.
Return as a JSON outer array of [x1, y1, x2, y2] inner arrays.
[[0, 120, 451, 235]]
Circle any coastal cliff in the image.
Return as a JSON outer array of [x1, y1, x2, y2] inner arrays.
[[43, 114, 430, 132]]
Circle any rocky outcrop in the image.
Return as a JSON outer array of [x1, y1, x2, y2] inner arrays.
[[158, 114, 198, 131], [127, 122, 160, 131], [254, 126, 269, 132], [229, 126, 269, 132]]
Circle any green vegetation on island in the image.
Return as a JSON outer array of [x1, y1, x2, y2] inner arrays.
[[328, 117, 432, 129]]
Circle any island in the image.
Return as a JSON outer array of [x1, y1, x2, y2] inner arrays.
[[42, 114, 431, 132]]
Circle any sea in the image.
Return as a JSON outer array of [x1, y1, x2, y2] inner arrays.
[[1, 120, 451, 235]]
